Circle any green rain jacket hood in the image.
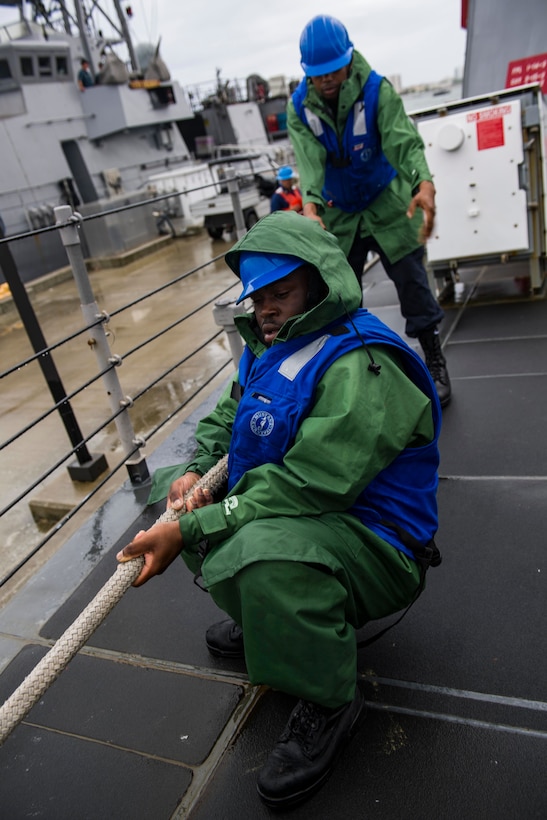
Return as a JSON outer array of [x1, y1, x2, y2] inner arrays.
[[225, 211, 362, 351]]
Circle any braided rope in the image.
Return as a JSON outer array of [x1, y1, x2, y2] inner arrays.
[[0, 455, 228, 745]]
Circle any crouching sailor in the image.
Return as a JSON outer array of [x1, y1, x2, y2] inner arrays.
[[118, 210, 441, 809]]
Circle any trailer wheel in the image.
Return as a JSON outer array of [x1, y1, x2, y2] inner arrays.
[[207, 226, 224, 240]]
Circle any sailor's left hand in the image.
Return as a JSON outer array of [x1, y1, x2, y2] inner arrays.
[[302, 202, 326, 229], [407, 180, 436, 242], [116, 522, 183, 587]]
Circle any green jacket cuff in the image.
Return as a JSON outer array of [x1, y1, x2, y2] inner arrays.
[[179, 503, 228, 546]]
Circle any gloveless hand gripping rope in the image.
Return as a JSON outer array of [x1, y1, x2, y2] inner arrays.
[[0, 455, 229, 746]]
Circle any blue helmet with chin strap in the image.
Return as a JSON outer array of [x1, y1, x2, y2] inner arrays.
[[300, 15, 354, 77], [236, 251, 304, 304]]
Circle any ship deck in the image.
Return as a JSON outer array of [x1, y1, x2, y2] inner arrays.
[[1, 255, 546, 818]]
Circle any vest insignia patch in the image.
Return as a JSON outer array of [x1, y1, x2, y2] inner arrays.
[[250, 410, 275, 437]]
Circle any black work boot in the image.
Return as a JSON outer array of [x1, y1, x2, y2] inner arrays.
[[205, 618, 245, 658], [418, 327, 451, 408], [256, 688, 364, 808]]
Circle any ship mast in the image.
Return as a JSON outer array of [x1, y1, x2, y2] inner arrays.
[[109, 0, 139, 71]]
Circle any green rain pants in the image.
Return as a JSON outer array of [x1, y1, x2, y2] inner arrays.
[[187, 513, 422, 710]]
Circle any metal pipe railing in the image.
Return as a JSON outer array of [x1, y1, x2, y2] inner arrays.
[[0, 220, 103, 477]]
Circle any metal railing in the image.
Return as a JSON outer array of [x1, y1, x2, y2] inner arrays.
[[0, 183, 252, 589]]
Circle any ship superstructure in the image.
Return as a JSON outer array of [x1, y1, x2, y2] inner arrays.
[[0, 0, 197, 279]]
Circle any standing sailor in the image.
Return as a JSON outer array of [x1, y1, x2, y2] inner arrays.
[[77, 59, 95, 91], [287, 15, 451, 407]]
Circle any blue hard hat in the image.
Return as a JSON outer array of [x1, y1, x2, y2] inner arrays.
[[277, 166, 294, 181], [236, 251, 304, 303], [300, 15, 353, 77]]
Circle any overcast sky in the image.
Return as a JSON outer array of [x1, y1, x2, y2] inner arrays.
[[1, 1, 467, 90]]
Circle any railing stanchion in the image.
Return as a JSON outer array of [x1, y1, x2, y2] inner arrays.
[[55, 205, 150, 485], [212, 298, 246, 368], [226, 168, 247, 239]]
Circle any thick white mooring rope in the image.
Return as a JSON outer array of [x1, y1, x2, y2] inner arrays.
[[0, 455, 228, 746]]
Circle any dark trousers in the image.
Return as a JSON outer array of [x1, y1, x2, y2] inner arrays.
[[348, 234, 444, 338]]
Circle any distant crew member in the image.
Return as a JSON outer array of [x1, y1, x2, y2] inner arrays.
[[287, 15, 451, 407], [95, 61, 105, 84], [270, 166, 303, 213], [77, 59, 95, 91]]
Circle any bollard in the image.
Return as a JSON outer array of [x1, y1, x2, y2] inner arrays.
[[55, 205, 149, 484]]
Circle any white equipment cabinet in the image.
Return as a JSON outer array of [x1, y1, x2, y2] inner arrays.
[[412, 84, 547, 293]]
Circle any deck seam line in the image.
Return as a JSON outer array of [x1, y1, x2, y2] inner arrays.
[[365, 702, 547, 738], [14, 721, 194, 767], [361, 675, 547, 711], [438, 474, 547, 480], [449, 334, 547, 343], [450, 372, 547, 379]]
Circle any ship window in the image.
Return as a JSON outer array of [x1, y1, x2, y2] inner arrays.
[[38, 56, 52, 77], [148, 84, 176, 108], [20, 56, 34, 76], [0, 59, 11, 80], [56, 56, 68, 76]]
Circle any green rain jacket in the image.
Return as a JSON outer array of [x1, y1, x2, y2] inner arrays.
[[287, 50, 433, 263], [148, 211, 434, 589]]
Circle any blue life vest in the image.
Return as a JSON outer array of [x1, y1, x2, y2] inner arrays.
[[292, 71, 398, 212], [228, 309, 441, 559]]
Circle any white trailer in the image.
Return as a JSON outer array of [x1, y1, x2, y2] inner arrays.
[[146, 164, 216, 235], [189, 152, 276, 239]]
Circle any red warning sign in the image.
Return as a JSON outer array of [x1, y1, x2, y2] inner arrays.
[[466, 105, 511, 151], [476, 117, 504, 150], [505, 53, 547, 94]]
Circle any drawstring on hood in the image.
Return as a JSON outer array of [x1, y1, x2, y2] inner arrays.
[[339, 295, 382, 376]]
